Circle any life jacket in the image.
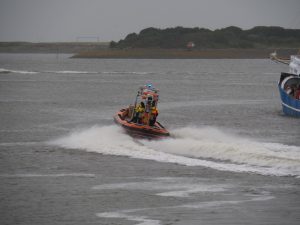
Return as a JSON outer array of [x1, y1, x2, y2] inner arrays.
[[135, 104, 145, 113], [151, 107, 159, 116]]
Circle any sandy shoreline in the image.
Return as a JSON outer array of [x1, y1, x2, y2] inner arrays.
[[0, 42, 109, 54], [72, 48, 296, 59]]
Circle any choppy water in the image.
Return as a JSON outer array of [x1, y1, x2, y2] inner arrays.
[[0, 54, 299, 225]]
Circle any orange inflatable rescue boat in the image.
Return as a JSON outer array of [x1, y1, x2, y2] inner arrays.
[[114, 84, 170, 139]]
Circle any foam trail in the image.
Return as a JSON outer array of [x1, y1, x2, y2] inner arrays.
[[0, 68, 154, 75], [179, 196, 275, 209], [96, 194, 273, 224], [100, 71, 154, 75], [45, 70, 98, 74], [0, 141, 40, 147], [50, 125, 300, 177], [143, 127, 300, 176], [92, 177, 230, 197], [0, 68, 38, 74], [45, 70, 154, 75], [96, 212, 160, 225], [0, 173, 95, 178], [145, 127, 300, 167]]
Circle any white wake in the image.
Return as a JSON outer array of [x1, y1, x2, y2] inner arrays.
[[50, 125, 300, 177], [0, 68, 38, 74], [0, 67, 154, 75]]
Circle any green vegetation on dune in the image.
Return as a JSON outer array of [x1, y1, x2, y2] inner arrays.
[[110, 26, 300, 49]]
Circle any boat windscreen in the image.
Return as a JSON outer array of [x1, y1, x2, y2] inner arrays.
[[281, 77, 300, 89]]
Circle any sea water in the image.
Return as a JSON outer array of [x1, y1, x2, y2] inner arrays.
[[0, 54, 299, 225]]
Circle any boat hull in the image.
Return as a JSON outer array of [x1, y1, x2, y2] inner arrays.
[[278, 85, 300, 117], [114, 108, 170, 139]]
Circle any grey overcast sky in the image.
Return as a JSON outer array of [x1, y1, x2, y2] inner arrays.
[[0, 0, 300, 42]]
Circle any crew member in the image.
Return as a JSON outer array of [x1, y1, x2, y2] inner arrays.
[[132, 102, 145, 123], [295, 85, 300, 99], [149, 106, 159, 126]]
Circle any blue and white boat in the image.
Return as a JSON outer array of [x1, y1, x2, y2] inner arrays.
[[278, 55, 300, 117]]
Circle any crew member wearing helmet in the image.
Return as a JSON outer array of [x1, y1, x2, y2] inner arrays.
[[149, 106, 159, 126], [132, 102, 145, 124]]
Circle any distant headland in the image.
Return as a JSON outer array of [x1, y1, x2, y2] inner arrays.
[[73, 26, 300, 59], [109, 26, 300, 49], [1, 26, 299, 58]]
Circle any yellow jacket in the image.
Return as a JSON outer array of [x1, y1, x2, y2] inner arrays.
[[135, 105, 145, 113]]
